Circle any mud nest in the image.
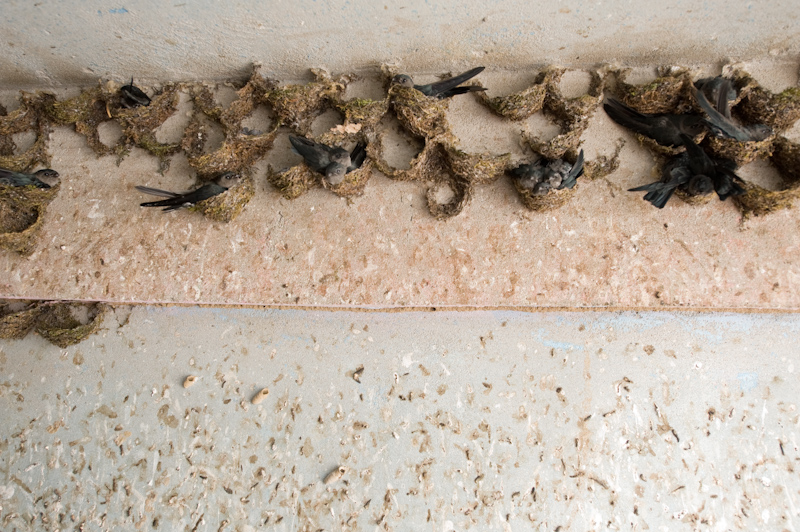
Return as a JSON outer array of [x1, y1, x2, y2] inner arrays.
[[0, 300, 107, 347]]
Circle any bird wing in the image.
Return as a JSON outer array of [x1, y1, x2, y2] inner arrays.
[[425, 67, 485, 97], [603, 98, 659, 138], [560, 150, 585, 189], [679, 134, 715, 177], [347, 142, 368, 173], [135, 185, 181, 198], [289, 136, 332, 172], [693, 87, 746, 141]]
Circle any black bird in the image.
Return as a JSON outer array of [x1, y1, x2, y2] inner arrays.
[[693, 83, 772, 142], [680, 134, 744, 200], [511, 150, 584, 196], [694, 77, 737, 118], [136, 173, 241, 211], [391, 67, 487, 99], [628, 153, 698, 209], [289, 136, 366, 185], [603, 96, 706, 147], [0, 168, 59, 188], [120, 78, 151, 109]]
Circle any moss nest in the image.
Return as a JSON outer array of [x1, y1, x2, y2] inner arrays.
[[732, 70, 800, 132], [444, 146, 512, 185], [188, 126, 278, 177], [702, 135, 774, 166], [0, 184, 59, 255], [111, 82, 182, 169], [264, 68, 350, 135], [188, 172, 255, 223], [335, 97, 391, 134], [388, 85, 456, 141], [35, 302, 108, 348], [733, 136, 800, 218], [615, 68, 693, 114], [0, 300, 43, 340], [267, 164, 319, 200], [473, 71, 552, 121], [674, 188, 715, 206], [321, 159, 375, 198], [519, 68, 606, 160]]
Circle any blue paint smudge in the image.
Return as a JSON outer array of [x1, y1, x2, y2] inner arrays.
[[109, 8, 129, 14], [534, 328, 584, 351], [737, 372, 758, 392]]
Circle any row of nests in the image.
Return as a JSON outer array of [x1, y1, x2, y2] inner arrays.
[[0, 300, 107, 347], [611, 67, 800, 214], [1, 65, 800, 255]]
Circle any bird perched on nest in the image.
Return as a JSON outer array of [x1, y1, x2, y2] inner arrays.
[[603, 96, 706, 147], [135, 172, 241, 211], [391, 67, 487, 99], [693, 80, 772, 142], [289, 136, 367, 185], [629, 134, 744, 208], [119, 78, 151, 108], [0, 168, 60, 188], [511, 150, 585, 196]]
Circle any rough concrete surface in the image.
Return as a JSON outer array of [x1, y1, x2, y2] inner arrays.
[[1, 0, 799, 88], [0, 307, 798, 531], [2, 62, 800, 309]]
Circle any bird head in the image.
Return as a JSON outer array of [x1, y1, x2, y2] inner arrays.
[[391, 75, 414, 88], [215, 172, 242, 189], [325, 163, 347, 186], [34, 169, 60, 187], [687, 174, 714, 195]]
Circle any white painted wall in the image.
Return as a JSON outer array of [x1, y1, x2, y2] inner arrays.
[[1, 0, 798, 87]]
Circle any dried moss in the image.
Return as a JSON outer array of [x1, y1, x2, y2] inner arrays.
[[738, 85, 800, 133], [335, 98, 390, 133], [521, 128, 585, 160], [543, 68, 605, 125], [388, 85, 456, 142], [733, 136, 800, 218], [0, 301, 42, 340], [267, 164, 318, 200], [0, 184, 59, 254], [474, 72, 550, 121], [264, 69, 349, 135], [366, 130, 424, 181], [674, 188, 714, 206], [702, 135, 774, 166], [615, 68, 693, 114], [112, 83, 182, 169], [189, 172, 255, 223], [321, 159, 375, 198], [188, 126, 278, 177], [47, 86, 113, 156], [519, 68, 605, 160], [445, 146, 511, 185], [35, 302, 108, 348], [583, 141, 625, 181]]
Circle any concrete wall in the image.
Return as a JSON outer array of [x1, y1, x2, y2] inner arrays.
[[2, 0, 799, 87]]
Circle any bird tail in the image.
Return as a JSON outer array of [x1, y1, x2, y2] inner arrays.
[[628, 181, 676, 209]]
